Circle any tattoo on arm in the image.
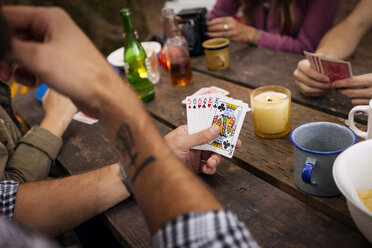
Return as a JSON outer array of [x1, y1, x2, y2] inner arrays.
[[115, 123, 156, 183]]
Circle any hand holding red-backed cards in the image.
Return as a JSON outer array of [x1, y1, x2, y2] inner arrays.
[[294, 52, 353, 97], [294, 59, 331, 96], [304, 51, 353, 82], [296, 52, 372, 105]]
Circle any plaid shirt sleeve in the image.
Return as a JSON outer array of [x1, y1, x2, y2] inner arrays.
[[0, 181, 19, 219], [152, 210, 260, 248]]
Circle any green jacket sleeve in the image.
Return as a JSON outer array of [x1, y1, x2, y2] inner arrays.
[[3, 126, 62, 183]]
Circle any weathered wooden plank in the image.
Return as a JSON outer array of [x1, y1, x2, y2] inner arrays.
[[191, 43, 371, 123], [12, 93, 370, 246]]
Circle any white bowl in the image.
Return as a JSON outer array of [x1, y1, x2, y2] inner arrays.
[[107, 47, 124, 67], [107, 41, 161, 68], [333, 139, 372, 243]]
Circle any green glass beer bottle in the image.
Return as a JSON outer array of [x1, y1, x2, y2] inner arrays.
[[120, 8, 155, 102]]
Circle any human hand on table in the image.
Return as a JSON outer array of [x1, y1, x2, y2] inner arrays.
[[165, 124, 242, 175], [1, 6, 119, 117], [40, 89, 77, 137], [332, 73, 372, 105], [293, 59, 331, 97], [207, 17, 258, 44]]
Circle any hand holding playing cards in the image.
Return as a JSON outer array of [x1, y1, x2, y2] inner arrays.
[[40, 89, 77, 137], [186, 94, 249, 158], [293, 59, 331, 97], [333, 73, 372, 105], [165, 125, 241, 175]]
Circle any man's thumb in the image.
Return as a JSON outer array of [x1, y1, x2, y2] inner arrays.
[[186, 125, 220, 147]]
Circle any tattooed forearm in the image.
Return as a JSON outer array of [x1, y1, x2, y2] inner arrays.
[[132, 156, 156, 182], [115, 123, 156, 183]]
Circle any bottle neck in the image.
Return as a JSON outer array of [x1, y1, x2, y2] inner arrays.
[[163, 13, 180, 38], [121, 14, 137, 44]]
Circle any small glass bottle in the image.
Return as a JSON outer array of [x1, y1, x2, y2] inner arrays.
[[120, 8, 155, 102], [162, 9, 193, 86]]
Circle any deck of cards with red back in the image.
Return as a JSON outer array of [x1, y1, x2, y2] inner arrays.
[[304, 51, 353, 82], [186, 94, 250, 158]]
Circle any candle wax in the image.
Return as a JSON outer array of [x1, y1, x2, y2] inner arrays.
[[252, 91, 290, 134]]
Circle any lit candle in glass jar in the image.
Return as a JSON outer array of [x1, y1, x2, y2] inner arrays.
[[251, 85, 291, 138]]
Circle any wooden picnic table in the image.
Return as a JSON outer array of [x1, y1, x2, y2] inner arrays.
[[13, 45, 372, 247]]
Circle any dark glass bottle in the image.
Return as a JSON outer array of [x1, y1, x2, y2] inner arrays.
[[120, 8, 155, 102]]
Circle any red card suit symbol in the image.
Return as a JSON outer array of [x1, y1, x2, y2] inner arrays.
[[208, 104, 211, 107], [188, 106, 191, 109], [198, 105, 201, 108]]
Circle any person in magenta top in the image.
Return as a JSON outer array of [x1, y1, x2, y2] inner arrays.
[[206, 0, 341, 54]]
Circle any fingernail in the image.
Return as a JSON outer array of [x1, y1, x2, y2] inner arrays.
[[206, 167, 211, 173], [210, 159, 217, 166], [210, 125, 220, 134]]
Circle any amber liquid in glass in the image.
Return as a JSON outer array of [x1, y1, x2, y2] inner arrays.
[[170, 60, 193, 86]]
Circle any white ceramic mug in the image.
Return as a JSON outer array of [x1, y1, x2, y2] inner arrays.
[[348, 99, 372, 139]]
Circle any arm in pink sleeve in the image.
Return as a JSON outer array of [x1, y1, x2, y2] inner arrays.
[[206, 0, 241, 19], [258, 0, 341, 54]]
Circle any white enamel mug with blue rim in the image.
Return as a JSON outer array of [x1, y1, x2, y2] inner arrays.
[[290, 122, 357, 197]]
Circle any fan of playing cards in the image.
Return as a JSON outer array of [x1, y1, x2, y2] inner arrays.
[[186, 94, 250, 158], [304, 51, 353, 81]]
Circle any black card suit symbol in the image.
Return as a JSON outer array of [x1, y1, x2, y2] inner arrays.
[[223, 141, 230, 149], [213, 104, 217, 108], [218, 103, 226, 112], [202, 104, 206, 108], [193, 105, 196, 109]]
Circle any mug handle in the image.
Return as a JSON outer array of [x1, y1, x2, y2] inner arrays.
[[301, 157, 317, 185], [348, 105, 369, 139]]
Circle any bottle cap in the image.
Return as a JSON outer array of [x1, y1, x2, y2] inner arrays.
[[120, 8, 131, 16]]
